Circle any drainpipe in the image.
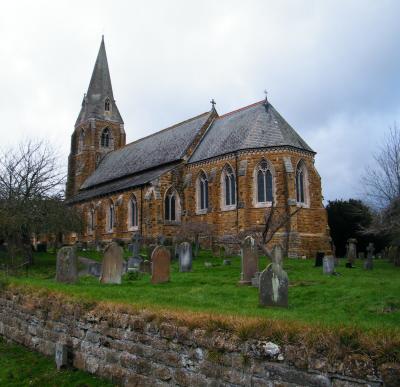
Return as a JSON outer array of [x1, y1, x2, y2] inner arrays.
[[235, 151, 239, 234], [140, 186, 143, 236]]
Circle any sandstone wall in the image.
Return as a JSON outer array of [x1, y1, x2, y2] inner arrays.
[[75, 148, 330, 257], [0, 289, 392, 387]]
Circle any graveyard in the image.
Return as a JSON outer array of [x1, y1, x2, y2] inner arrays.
[[2, 247, 399, 331]]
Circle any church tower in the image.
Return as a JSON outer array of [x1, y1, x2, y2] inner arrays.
[[66, 37, 125, 198]]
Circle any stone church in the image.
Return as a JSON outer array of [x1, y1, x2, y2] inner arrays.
[[66, 38, 331, 257]]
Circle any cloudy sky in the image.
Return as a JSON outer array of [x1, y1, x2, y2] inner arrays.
[[1, 0, 399, 202]]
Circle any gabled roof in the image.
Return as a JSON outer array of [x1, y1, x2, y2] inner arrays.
[[75, 37, 123, 126], [189, 100, 314, 163], [68, 163, 177, 204], [80, 111, 212, 189]]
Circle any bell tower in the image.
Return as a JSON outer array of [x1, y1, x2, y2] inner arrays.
[[66, 36, 125, 198]]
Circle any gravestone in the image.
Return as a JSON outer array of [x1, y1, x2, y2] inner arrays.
[[56, 246, 78, 283], [223, 259, 231, 265], [157, 235, 166, 246], [239, 236, 259, 285], [99, 242, 125, 284], [323, 255, 335, 275], [151, 246, 171, 284], [314, 251, 324, 267], [179, 242, 192, 272], [364, 243, 374, 270], [128, 257, 143, 270], [259, 263, 288, 308], [251, 271, 261, 287], [55, 342, 68, 370], [346, 238, 357, 267], [88, 262, 102, 277]]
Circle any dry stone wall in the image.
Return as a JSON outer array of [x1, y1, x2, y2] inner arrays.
[[0, 289, 391, 387]]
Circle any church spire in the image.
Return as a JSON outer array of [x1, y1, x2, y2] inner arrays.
[[75, 36, 123, 127]]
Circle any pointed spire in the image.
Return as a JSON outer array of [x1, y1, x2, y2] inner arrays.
[[75, 37, 123, 127]]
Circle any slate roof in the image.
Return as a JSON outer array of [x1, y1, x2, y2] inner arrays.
[[80, 111, 212, 190], [189, 100, 313, 163], [68, 163, 176, 204], [75, 37, 123, 126]]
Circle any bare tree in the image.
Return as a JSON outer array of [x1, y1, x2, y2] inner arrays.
[[0, 140, 81, 265], [180, 221, 215, 256], [362, 123, 400, 208], [215, 202, 301, 260]]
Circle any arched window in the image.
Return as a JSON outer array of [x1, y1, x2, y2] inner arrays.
[[221, 165, 236, 208], [256, 160, 274, 204], [101, 128, 110, 148], [165, 188, 181, 222], [107, 201, 115, 232], [197, 171, 209, 212], [78, 129, 85, 152], [104, 98, 111, 112], [129, 195, 138, 229], [296, 161, 308, 205], [88, 207, 95, 233]]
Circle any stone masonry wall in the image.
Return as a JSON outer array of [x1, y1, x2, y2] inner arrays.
[[0, 289, 392, 387]]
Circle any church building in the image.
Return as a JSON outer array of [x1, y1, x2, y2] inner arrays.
[[66, 38, 331, 257]]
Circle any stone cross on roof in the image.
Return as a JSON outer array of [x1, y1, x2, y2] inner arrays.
[[210, 99, 216, 109]]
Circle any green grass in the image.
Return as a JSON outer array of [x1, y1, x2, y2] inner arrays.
[[0, 337, 113, 387], [2, 250, 400, 331]]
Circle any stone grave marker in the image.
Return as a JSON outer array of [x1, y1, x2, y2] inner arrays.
[[259, 263, 288, 308], [151, 246, 171, 284], [364, 243, 374, 270], [56, 246, 78, 283], [323, 255, 335, 275], [223, 259, 231, 265], [239, 236, 259, 285], [99, 242, 125, 284], [314, 251, 324, 267], [55, 342, 68, 370], [179, 242, 192, 272], [346, 238, 357, 268]]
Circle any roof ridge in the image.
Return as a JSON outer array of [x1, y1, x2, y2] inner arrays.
[[124, 111, 211, 148], [218, 100, 265, 119]]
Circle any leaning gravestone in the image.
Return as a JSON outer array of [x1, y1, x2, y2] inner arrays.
[[323, 255, 335, 275], [56, 246, 78, 283], [99, 242, 125, 284], [151, 246, 171, 284], [239, 236, 259, 285], [259, 263, 288, 308], [179, 242, 192, 272], [364, 243, 374, 270]]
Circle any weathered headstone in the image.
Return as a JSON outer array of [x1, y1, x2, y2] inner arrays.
[[364, 243, 374, 270], [314, 251, 324, 267], [56, 246, 78, 283], [323, 255, 335, 275], [259, 263, 288, 308], [346, 238, 357, 267], [223, 259, 231, 265], [251, 271, 261, 287], [239, 236, 259, 285], [99, 242, 125, 284], [55, 342, 68, 370], [151, 246, 171, 284], [130, 233, 142, 257], [179, 242, 192, 272], [128, 257, 143, 270]]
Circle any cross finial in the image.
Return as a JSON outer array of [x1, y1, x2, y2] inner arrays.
[[263, 89, 268, 105], [210, 99, 216, 109]]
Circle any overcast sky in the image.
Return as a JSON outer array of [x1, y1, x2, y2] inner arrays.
[[1, 0, 399, 202]]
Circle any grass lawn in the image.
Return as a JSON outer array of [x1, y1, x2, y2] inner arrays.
[[2, 250, 399, 332], [0, 337, 113, 387]]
